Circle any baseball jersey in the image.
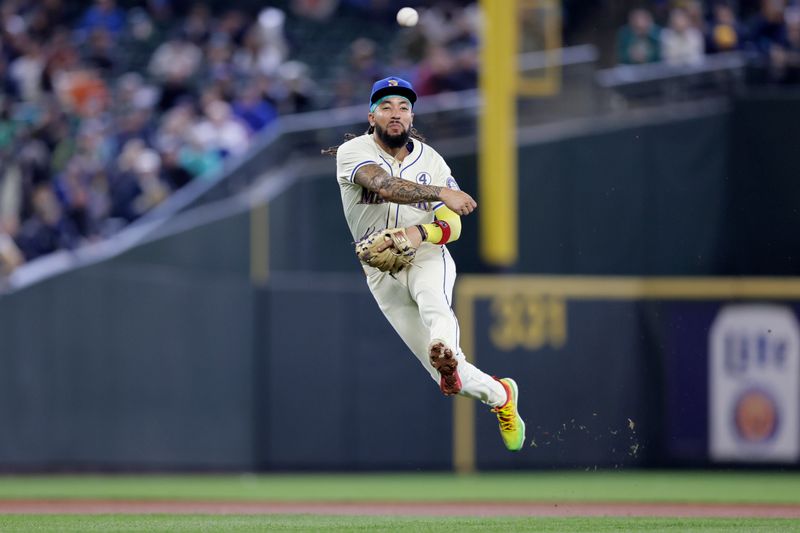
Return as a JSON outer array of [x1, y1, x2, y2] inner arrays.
[[336, 133, 460, 242]]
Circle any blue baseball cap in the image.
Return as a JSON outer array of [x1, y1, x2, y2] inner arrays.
[[369, 76, 417, 111]]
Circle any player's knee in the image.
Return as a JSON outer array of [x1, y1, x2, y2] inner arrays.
[[414, 289, 449, 310]]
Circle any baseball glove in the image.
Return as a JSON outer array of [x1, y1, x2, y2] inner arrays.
[[355, 227, 417, 274]]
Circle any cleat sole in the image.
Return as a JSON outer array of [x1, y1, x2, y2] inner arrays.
[[429, 342, 462, 396]]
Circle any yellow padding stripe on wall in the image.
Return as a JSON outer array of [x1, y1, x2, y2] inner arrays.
[[457, 276, 800, 300]]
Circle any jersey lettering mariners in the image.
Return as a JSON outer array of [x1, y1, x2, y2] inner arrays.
[[336, 134, 460, 241]]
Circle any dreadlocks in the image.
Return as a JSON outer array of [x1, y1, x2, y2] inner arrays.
[[321, 126, 427, 157]]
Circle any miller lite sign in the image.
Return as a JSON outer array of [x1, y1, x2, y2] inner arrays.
[[709, 305, 800, 462]]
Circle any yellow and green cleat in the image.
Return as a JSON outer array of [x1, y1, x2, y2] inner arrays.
[[492, 378, 526, 451]]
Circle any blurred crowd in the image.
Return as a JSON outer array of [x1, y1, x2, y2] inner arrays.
[[11, 0, 796, 277], [0, 0, 481, 276], [617, 0, 800, 82], [0, 0, 304, 275]]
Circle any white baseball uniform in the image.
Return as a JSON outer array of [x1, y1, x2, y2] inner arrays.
[[336, 133, 506, 407]]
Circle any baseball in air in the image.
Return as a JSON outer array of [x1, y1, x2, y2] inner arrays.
[[396, 7, 419, 27]]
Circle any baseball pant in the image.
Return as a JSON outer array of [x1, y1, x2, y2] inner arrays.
[[366, 244, 507, 407]]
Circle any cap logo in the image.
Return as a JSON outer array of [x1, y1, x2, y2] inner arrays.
[[388, 79, 399, 86]]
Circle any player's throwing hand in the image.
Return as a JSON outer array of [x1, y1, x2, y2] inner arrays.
[[439, 188, 477, 216]]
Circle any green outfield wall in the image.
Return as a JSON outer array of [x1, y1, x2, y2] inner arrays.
[[0, 261, 255, 469]]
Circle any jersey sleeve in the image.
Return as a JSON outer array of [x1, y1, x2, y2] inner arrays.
[[336, 139, 377, 185]]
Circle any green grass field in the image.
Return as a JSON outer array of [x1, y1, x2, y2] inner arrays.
[[0, 471, 798, 503], [0, 471, 798, 532], [0, 515, 797, 533]]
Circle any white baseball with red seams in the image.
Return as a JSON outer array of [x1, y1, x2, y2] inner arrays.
[[336, 133, 506, 407]]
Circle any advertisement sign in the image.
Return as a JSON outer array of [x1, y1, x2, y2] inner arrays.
[[709, 305, 800, 462]]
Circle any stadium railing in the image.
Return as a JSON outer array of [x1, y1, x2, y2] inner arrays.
[[596, 51, 748, 108]]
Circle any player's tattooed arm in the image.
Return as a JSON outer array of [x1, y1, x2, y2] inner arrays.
[[354, 164, 478, 215], [354, 164, 442, 204]]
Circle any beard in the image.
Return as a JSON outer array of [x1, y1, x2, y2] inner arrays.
[[375, 122, 410, 149]]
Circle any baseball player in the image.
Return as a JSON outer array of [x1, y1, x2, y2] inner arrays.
[[323, 76, 525, 451]]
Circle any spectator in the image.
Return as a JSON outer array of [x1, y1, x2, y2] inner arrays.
[[29, 99, 69, 163], [77, 0, 126, 42], [148, 32, 203, 83], [769, 6, 800, 83], [0, 152, 22, 242], [787, 8, 800, 60], [109, 141, 168, 222], [617, 8, 662, 64], [233, 23, 284, 77], [27, 2, 64, 43], [344, 38, 385, 88], [153, 104, 194, 155], [148, 33, 202, 111], [326, 77, 360, 108], [448, 3, 481, 50], [109, 139, 145, 223], [54, 160, 95, 239], [416, 45, 476, 96], [130, 148, 169, 216], [128, 7, 157, 45], [232, 7, 288, 77], [16, 136, 51, 206], [747, 0, 788, 57], [53, 66, 109, 117], [291, 0, 339, 21], [397, 24, 430, 65], [42, 28, 81, 93], [182, 3, 212, 46], [144, 0, 175, 30], [84, 28, 116, 74], [0, 231, 24, 276], [178, 136, 222, 179], [661, 7, 705, 66], [114, 72, 158, 115], [684, 0, 707, 34], [707, 2, 744, 53], [193, 99, 250, 158], [9, 37, 46, 102], [276, 60, 315, 114], [213, 9, 249, 47], [160, 146, 193, 191], [232, 81, 278, 133], [15, 184, 79, 260], [204, 36, 236, 84], [0, 56, 20, 101], [451, 47, 478, 90], [113, 108, 153, 156], [417, 2, 477, 49]]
